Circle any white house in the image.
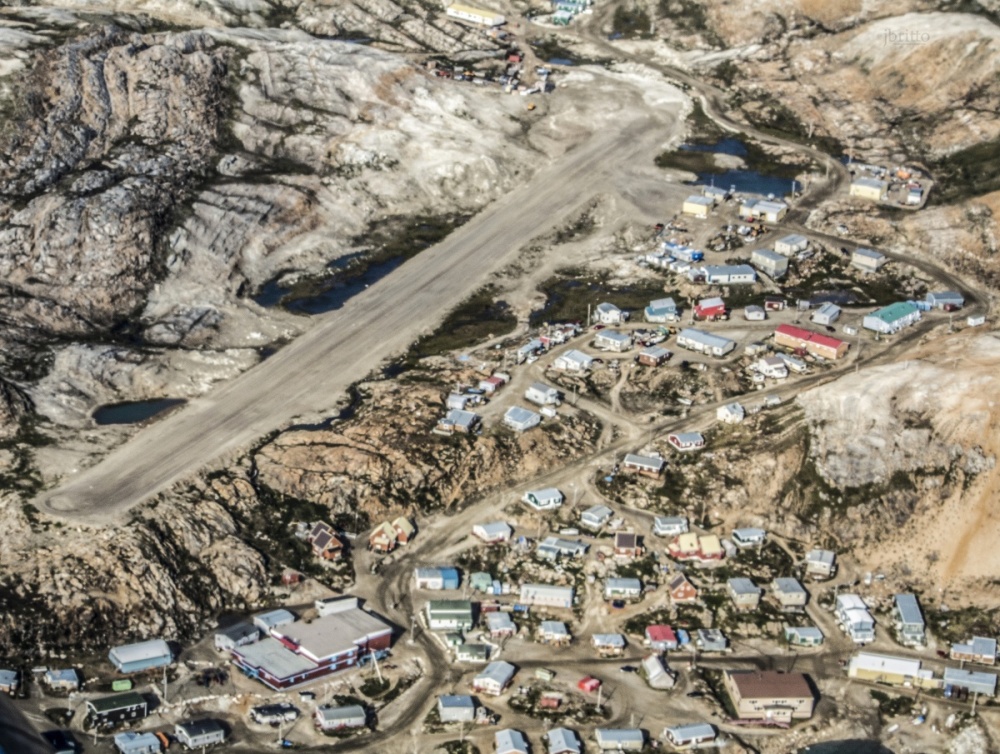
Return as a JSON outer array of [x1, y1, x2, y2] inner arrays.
[[547, 727, 582, 754], [811, 303, 841, 326], [926, 291, 965, 310], [473, 521, 512, 543], [580, 504, 613, 530], [682, 195, 714, 218], [836, 594, 876, 643], [523, 488, 564, 511], [743, 305, 766, 321], [594, 302, 626, 325], [676, 328, 736, 357], [653, 516, 688, 537], [805, 549, 836, 579], [520, 583, 574, 608], [663, 723, 717, 749], [717, 403, 745, 424], [437, 695, 477, 723], [504, 406, 542, 432], [774, 234, 809, 256], [742, 199, 788, 222], [315, 705, 367, 731], [43, 668, 81, 692], [553, 349, 594, 372], [604, 577, 642, 600], [539, 620, 571, 644], [698, 264, 757, 285], [473, 661, 516, 695], [751, 248, 789, 278], [756, 356, 788, 379], [850, 176, 888, 201], [732, 527, 766, 547], [851, 247, 887, 272], [595, 330, 633, 352], [495, 729, 529, 754], [594, 729, 645, 751], [525, 382, 560, 406], [592, 633, 627, 654], [667, 432, 705, 451]]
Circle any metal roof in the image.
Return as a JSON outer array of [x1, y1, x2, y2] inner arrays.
[[753, 248, 786, 263], [894, 593, 924, 626], [317, 704, 366, 722], [786, 626, 824, 640], [108, 639, 172, 667], [665, 722, 716, 741], [495, 729, 529, 754], [774, 577, 806, 594], [696, 296, 725, 308], [944, 668, 998, 696], [927, 291, 964, 303], [254, 609, 296, 628], [595, 728, 644, 745], [850, 652, 921, 677], [853, 246, 886, 260], [476, 661, 516, 686], [639, 345, 672, 359], [582, 504, 612, 520], [623, 453, 664, 470], [869, 301, 919, 323], [677, 328, 734, 351], [685, 195, 714, 206], [596, 329, 631, 343], [596, 302, 621, 312], [113, 732, 161, 752], [592, 633, 626, 647], [853, 176, 887, 189], [526, 487, 563, 502], [528, 382, 558, 394], [87, 692, 146, 713], [505, 406, 541, 425], [605, 577, 642, 591], [703, 264, 756, 277], [728, 577, 759, 595], [233, 637, 316, 679], [546, 727, 581, 753], [806, 549, 835, 565], [648, 297, 676, 310], [486, 612, 515, 630], [540, 620, 569, 636], [439, 695, 475, 709], [558, 349, 593, 365], [177, 719, 224, 737], [0, 669, 17, 687], [776, 233, 807, 246]]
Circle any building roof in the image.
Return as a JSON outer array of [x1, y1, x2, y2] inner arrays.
[[623, 453, 664, 471], [88, 692, 147, 713], [776, 233, 808, 246], [646, 624, 677, 643], [927, 291, 965, 303], [639, 345, 672, 359], [273, 606, 390, 661], [756, 200, 788, 213], [504, 406, 541, 425], [853, 176, 887, 189], [752, 248, 786, 263], [495, 729, 529, 754], [428, 599, 474, 614], [177, 719, 224, 737], [786, 626, 824, 641], [614, 532, 639, 549], [109, 639, 172, 667], [733, 527, 766, 541], [666, 723, 716, 741], [558, 349, 593, 366], [596, 329, 631, 343], [582, 504, 613, 521], [774, 323, 846, 351], [677, 329, 734, 351], [593, 633, 626, 647], [525, 487, 563, 503], [475, 521, 512, 538], [476, 661, 516, 686], [850, 652, 922, 677], [953, 637, 998, 657], [685, 195, 714, 206], [696, 296, 725, 309], [726, 670, 812, 700], [606, 577, 642, 591], [944, 668, 998, 695], [439, 695, 475, 709], [836, 594, 868, 611], [44, 668, 81, 685], [528, 381, 558, 395], [656, 515, 688, 529], [234, 637, 316, 679], [113, 732, 161, 750], [669, 431, 705, 446], [648, 297, 677, 311], [486, 612, 515, 631], [853, 246, 886, 260], [806, 549, 835, 565], [868, 301, 919, 324], [596, 302, 621, 313], [894, 593, 924, 626], [317, 704, 366, 722], [595, 729, 644, 745], [443, 408, 478, 428], [540, 621, 570, 639], [546, 727, 581, 753], [728, 577, 759, 595], [521, 583, 574, 597], [703, 264, 756, 277], [255, 609, 296, 629], [0, 669, 17, 687], [774, 578, 806, 594]]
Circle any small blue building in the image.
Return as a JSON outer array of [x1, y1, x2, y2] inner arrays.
[[113, 731, 162, 754]]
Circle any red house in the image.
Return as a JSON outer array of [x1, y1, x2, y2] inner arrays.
[[645, 624, 678, 651], [694, 296, 726, 320], [578, 676, 601, 693], [669, 573, 699, 604], [307, 522, 344, 561]]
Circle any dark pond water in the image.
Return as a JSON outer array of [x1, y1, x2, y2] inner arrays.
[[93, 399, 186, 425], [681, 137, 800, 197], [798, 741, 894, 754], [548, 57, 575, 66], [253, 255, 405, 315]]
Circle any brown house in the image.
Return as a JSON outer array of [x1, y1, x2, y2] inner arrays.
[[723, 670, 815, 723], [307, 522, 345, 561], [669, 573, 698, 604], [369, 522, 398, 553], [614, 532, 643, 559], [393, 517, 416, 545]]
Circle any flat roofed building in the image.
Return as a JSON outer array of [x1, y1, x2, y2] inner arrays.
[[785, 626, 824, 647], [653, 515, 688, 537], [723, 670, 815, 722], [682, 195, 714, 218], [951, 637, 997, 666], [774, 324, 849, 360], [944, 668, 998, 697], [86, 692, 149, 725], [445, 4, 506, 26], [437, 695, 476, 723], [520, 583, 574, 608], [848, 652, 936, 688], [700, 264, 757, 285], [113, 731, 161, 754], [604, 577, 642, 599], [638, 345, 672, 366], [663, 723, 716, 748], [473, 521, 512, 543], [594, 728, 644, 751], [774, 234, 809, 255], [622, 453, 664, 476], [254, 609, 296, 632], [850, 176, 888, 201], [773, 578, 808, 609], [851, 247, 887, 271], [504, 405, 542, 432], [893, 593, 926, 646]]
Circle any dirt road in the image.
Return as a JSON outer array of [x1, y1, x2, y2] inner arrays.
[[38, 115, 674, 523]]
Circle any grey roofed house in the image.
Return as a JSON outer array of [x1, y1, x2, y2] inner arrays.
[[944, 668, 998, 697], [474, 521, 512, 542], [495, 729, 529, 754], [540, 621, 570, 640], [728, 577, 760, 596], [504, 405, 542, 432], [696, 628, 728, 652], [175, 719, 226, 747], [537, 536, 588, 560], [253, 608, 296, 632], [523, 487, 564, 510], [773, 577, 808, 603], [653, 515, 688, 536], [547, 726, 582, 754], [437, 695, 477, 723], [893, 593, 925, 643], [112, 731, 161, 754], [604, 577, 642, 596], [851, 247, 886, 268], [676, 328, 736, 356], [952, 636, 998, 663], [215, 621, 260, 651], [805, 549, 836, 575], [0, 669, 17, 692], [316, 704, 367, 729], [623, 453, 665, 473], [732, 527, 766, 546], [595, 329, 632, 347], [486, 612, 516, 634], [592, 633, 626, 648], [554, 349, 594, 371], [441, 408, 479, 432], [785, 626, 825, 646], [232, 637, 316, 679], [595, 728, 644, 750], [474, 660, 517, 692], [581, 504, 613, 528], [926, 291, 965, 308], [664, 723, 716, 747]]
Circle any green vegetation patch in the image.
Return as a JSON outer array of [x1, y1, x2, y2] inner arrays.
[[406, 284, 516, 362], [926, 137, 1000, 206]]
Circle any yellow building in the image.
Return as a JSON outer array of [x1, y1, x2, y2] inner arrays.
[[849, 177, 888, 201], [445, 4, 505, 26], [682, 195, 713, 219]]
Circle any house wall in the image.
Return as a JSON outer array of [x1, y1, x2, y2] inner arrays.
[[725, 680, 813, 720]]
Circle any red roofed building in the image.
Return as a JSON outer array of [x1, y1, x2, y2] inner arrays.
[[694, 297, 726, 320], [773, 324, 849, 360], [645, 624, 679, 651]]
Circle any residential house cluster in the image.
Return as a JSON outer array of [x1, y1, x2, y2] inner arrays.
[[369, 517, 415, 553]]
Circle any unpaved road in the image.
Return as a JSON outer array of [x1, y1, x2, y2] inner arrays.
[[37, 115, 674, 523]]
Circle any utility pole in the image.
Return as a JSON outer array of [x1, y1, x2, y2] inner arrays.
[[595, 683, 603, 711], [162, 665, 168, 704], [972, 691, 979, 715]]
